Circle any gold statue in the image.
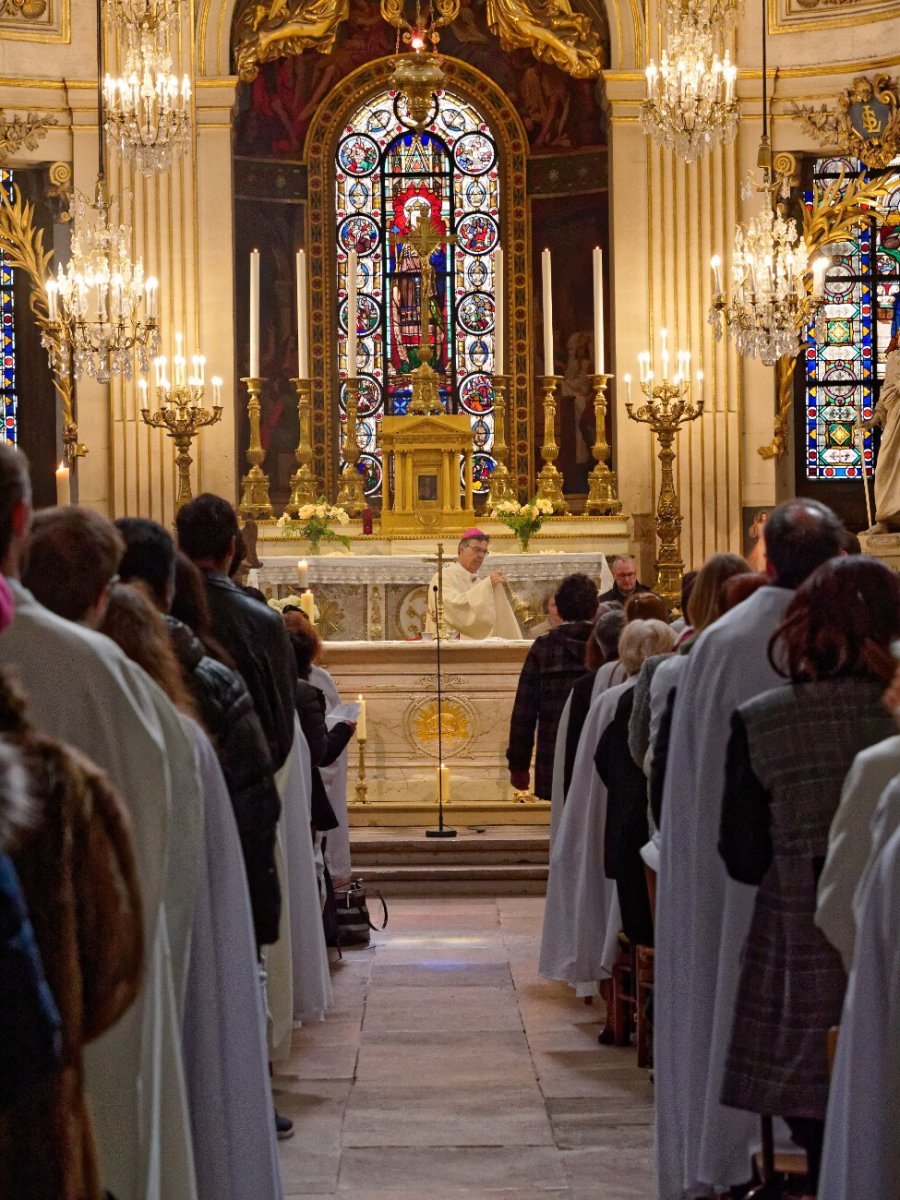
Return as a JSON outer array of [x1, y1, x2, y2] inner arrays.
[[485, 0, 605, 78], [234, 0, 349, 83]]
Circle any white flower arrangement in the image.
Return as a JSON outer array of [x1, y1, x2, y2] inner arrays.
[[278, 497, 352, 552], [490, 495, 554, 550]]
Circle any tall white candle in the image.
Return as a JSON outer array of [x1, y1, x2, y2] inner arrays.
[[356, 694, 367, 741], [296, 558, 309, 589], [296, 249, 309, 377], [710, 255, 723, 296], [542, 249, 554, 372], [494, 247, 504, 374], [346, 250, 358, 376], [593, 247, 604, 373], [249, 249, 260, 377]]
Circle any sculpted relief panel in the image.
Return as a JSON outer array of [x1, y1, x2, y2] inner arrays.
[[0, 0, 69, 41], [769, 0, 900, 31]]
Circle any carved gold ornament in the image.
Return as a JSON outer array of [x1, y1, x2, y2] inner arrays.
[[0, 112, 57, 161], [0, 0, 48, 20], [790, 75, 900, 171], [406, 694, 473, 757], [485, 0, 605, 78], [233, 0, 350, 82], [0, 183, 84, 459]]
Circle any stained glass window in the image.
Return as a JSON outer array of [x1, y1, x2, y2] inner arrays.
[[804, 156, 900, 480], [0, 168, 17, 446], [335, 88, 500, 498]]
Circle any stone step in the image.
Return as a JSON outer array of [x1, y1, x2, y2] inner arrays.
[[350, 839, 549, 866], [357, 863, 549, 898]]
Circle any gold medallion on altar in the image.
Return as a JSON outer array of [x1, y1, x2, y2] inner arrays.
[[405, 695, 474, 759]]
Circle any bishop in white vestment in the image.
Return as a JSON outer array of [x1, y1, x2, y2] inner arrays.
[[426, 529, 521, 639]]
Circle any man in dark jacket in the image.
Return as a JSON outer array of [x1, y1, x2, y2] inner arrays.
[[598, 555, 652, 606], [506, 573, 599, 800], [176, 495, 297, 773]]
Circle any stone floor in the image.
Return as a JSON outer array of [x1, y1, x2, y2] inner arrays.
[[273, 896, 655, 1198]]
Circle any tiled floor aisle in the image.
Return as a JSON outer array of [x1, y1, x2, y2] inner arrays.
[[274, 896, 655, 1199]]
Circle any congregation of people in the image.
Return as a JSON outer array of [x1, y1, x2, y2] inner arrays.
[[0, 444, 357, 1200], [520, 507, 898, 1199]]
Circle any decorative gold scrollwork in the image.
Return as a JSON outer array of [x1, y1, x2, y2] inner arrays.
[[485, 0, 605, 78], [233, 0, 350, 83], [0, 111, 56, 161], [790, 74, 900, 171]]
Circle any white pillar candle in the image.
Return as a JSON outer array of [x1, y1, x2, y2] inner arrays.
[[46, 279, 58, 322], [710, 255, 723, 296], [541, 248, 554, 372], [299, 590, 315, 624], [356, 694, 367, 741], [346, 250, 358, 376], [494, 247, 504, 374], [695, 369, 704, 408], [296, 558, 309, 589], [249, 249, 260, 377], [812, 257, 828, 299], [145, 277, 158, 320], [435, 762, 451, 805], [593, 246, 604, 374], [624, 374, 632, 404], [55, 461, 70, 506], [212, 376, 223, 406], [296, 249, 309, 377], [138, 379, 149, 410]]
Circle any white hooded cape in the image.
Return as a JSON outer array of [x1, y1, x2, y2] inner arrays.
[[310, 663, 352, 883], [181, 720, 283, 1200], [540, 677, 633, 988], [654, 586, 794, 1200]]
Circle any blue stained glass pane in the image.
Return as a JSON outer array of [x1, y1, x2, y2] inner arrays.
[[804, 157, 900, 481], [335, 88, 499, 496], [0, 169, 16, 446]]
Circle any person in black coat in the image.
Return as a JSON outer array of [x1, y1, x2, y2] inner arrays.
[[116, 517, 283, 948]]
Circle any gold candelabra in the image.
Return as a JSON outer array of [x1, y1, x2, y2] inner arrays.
[[285, 376, 317, 516], [584, 373, 622, 515], [536, 373, 568, 513], [625, 371, 704, 611], [487, 373, 517, 507], [355, 735, 369, 804], [238, 376, 273, 519], [140, 379, 222, 510], [335, 376, 366, 515]]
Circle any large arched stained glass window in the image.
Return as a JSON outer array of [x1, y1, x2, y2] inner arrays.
[[335, 87, 500, 499], [0, 169, 17, 445], [804, 156, 900, 480]]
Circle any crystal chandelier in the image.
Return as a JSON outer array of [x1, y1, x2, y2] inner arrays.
[[641, 0, 739, 163], [707, 0, 826, 365], [103, 0, 191, 174]]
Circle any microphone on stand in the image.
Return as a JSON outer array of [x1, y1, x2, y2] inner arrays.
[[426, 583, 456, 839]]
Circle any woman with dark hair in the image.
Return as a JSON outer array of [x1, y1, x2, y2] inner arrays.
[[718, 557, 900, 1195]]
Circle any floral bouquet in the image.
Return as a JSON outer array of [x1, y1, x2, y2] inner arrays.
[[276, 498, 352, 553], [490, 496, 554, 552]]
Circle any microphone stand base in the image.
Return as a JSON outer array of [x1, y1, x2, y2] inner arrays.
[[426, 827, 458, 838]]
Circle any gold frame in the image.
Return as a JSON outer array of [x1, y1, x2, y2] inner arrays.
[[304, 54, 532, 499], [767, 0, 900, 35]]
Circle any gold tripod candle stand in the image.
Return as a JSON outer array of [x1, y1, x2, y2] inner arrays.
[[355, 735, 369, 804], [335, 376, 366, 515], [238, 376, 273, 519], [536, 374, 568, 513], [141, 381, 223, 511], [584, 373, 622, 515], [625, 375, 703, 611], [285, 376, 317, 516], [487, 373, 517, 507]]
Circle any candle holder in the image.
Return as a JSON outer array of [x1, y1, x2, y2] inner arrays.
[[285, 376, 317, 516], [625, 373, 704, 611], [335, 376, 366, 515], [141, 382, 223, 511], [487, 373, 517, 507], [536, 374, 568, 513], [238, 376, 274, 519], [584, 374, 623, 515], [355, 737, 369, 804]]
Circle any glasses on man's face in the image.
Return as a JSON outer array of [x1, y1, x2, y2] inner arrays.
[[616, 571, 636, 581]]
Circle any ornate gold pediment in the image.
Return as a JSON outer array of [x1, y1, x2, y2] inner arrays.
[[790, 74, 900, 171]]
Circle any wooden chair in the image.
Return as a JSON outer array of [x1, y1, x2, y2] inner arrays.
[[609, 943, 635, 1046], [635, 944, 655, 1068]]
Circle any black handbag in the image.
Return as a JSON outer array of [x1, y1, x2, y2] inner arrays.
[[334, 879, 388, 947]]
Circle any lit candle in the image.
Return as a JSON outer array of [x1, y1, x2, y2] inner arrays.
[[624, 373, 632, 404], [299, 590, 316, 624], [494, 246, 504, 374], [710, 255, 723, 296], [645, 61, 657, 100], [346, 249, 358, 376], [249, 248, 260, 377], [145, 276, 158, 320], [695, 369, 704, 408], [55, 461, 70, 506], [197, 355, 206, 385], [138, 378, 149, 409], [435, 762, 451, 805], [812, 257, 828, 299], [542, 249, 554, 371], [593, 246, 604, 374], [296, 249, 309, 377], [46, 279, 58, 322], [211, 376, 222, 406], [154, 356, 165, 388], [297, 558, 309, 589], [356, 694, 367, 741]]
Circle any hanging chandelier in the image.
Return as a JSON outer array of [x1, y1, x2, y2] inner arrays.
[[381, 0, 459, 131], [103, 0, 191, 174], [641, 0, 739, 163], [41, 0, 160, 382], [707, 0, 826, 365]]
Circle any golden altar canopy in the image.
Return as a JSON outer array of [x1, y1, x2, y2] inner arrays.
[[379, 411, 476, 535]]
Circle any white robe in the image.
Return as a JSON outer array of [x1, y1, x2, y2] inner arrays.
[[540, 678, 633, 989], [311, 663, 352, 883], [819, 823, 900, 1200], [655, 586, 794, 1200], [873, 348, 900, 526], [426, 560, 521, 639], [816, 734, 900, 970], [0, 579, 199, 1200], [181, 721, 283, 1200]]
